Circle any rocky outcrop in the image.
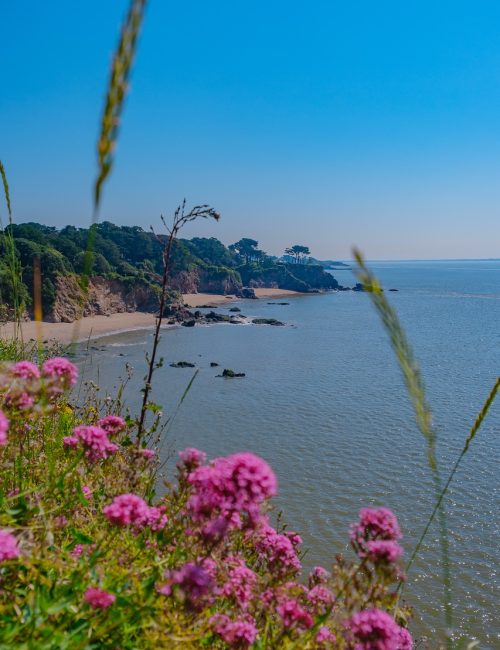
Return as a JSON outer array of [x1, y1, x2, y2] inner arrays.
[[48, 276, 160, 323]]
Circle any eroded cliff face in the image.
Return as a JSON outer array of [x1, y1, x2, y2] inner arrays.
[[48, 276, 160, 323]]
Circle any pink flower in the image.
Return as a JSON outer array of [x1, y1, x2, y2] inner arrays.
[[254, 524, 301, 575], [158, 563, 213, 609], [0, 410, 9, 446], [98, 415, 126, 436], [346, 608, 401, 650], [365, 540, 403, 563], [0, 530, 20, 561], [316, 626, 337, 645], [141, 448, 155, 459], [42, 357, 78, 390], [309, 565, 330, 587], [276, 598, 313, 630], [397, 626, 413, 650], [12, 361, 40, 380], [70, 544, 84, 559], [64, 426, 118, 462], [82, 485, 92, 500], [211, 614, 258, 648], [221, 559, 257, 610], [84, 587, 116, 609], [351, 507, 402, 543], [145, 505, 168, 531], [187, 452, 277, 532], [178, 447, 206, 471], [308, 585, 334, 614], [103, 494, 152, 527], [350, 507, 402, 562], [103, 494, 166, 531]]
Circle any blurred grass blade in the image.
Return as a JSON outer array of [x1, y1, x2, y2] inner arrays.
[[353, 248, 437, 465], [94, 0, 147, 212], [0, 161, 12, 219], [353, 248, 452, 636], [0, 160, 24, 334], [73, 0, 147, 343], [406, 377, 500, 574]]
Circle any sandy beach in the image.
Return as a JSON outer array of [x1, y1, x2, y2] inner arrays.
[[0, 289, 303, 345]]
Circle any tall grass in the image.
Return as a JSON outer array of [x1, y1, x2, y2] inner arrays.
[[73, 0, 148, 342], [353, 248, 499, 645], [0, 161, 24, 333]]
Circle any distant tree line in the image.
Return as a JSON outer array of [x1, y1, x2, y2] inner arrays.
[[0, 221, 315, 317]]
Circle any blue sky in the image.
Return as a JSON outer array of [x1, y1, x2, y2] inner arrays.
[[2, 1, 500, 259]]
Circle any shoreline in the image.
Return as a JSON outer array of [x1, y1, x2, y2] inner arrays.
[[0, 289, 304, 345]]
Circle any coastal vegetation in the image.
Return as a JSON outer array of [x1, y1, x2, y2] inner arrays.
[[0, 221, 339, 322], [1, 0, 498, 647]]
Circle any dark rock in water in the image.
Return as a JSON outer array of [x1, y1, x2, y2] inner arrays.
[[219, 368, 246, 378], [252, 318, 285, 326], [352, 283, 365, 292], [181, 319, 196, 327], [338, 286, 351, 291], [193, 310, 201, 318], [229, 306, 241, 312], [210, 362, 219, 367], [205, 311, 232, 323], [198, 304, 218, 309], [229, 319, 242, 324], [240, 287, 257, 299], [389, 288, 399, 292], [170, 361, 196, 368]]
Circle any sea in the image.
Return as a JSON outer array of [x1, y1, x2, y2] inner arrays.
[[78, 260, 500, 647]]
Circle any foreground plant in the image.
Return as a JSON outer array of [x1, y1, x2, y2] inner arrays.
[[0, 357, 412, 648]]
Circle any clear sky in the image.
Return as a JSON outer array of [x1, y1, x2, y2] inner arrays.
[[2, 1, 500, 259]]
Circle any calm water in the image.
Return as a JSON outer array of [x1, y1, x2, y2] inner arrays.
[[80, 260, 500, 647]]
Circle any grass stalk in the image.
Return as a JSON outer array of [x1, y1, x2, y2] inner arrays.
[[353, 248, 453, 640]]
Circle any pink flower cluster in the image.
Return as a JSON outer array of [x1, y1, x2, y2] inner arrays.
[[12, 361, 40, 380], [158, 562, 213, 609], [316, 626, 337, 645], [178, 447, 207, 471], [350, 507, 403, 564], [103, 493, 167, 531], [346, 608, 412, 650], [276, 598, 314, 630], [254, 524, 301, 575], [0, 410, 8, 446], [84, 587, 116, 610], [187, 451, 277, 532], [42, 357, 78, 392], [221, 557, 257, 610], [211, 614, 258, 648], [64, 425, 118, 462], [0, 530, 20, 561], [98, 415, 126, 436]]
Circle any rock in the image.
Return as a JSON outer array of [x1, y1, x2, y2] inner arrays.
[[198, 304, 218, 309], [240, 287, 257, 299], [210, 362, 219, 367], [170, 361, 196, 368], [389, 288, 399, 292], [267, 302, 289, 305], [252, 318, 285, 326], [229, 306, 241, 312], [181, 319, 196, 327], [218, 368, 246, 378], [352, 283, 365, 292]]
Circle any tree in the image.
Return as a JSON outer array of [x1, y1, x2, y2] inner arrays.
[[284, 245, 311, 264], [229, 238, 268, 264]]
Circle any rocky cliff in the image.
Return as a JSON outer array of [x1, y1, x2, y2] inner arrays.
[[48, 276, 160, 323]]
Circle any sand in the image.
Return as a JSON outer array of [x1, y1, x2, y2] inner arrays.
[[0, 289, 304, 345]]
